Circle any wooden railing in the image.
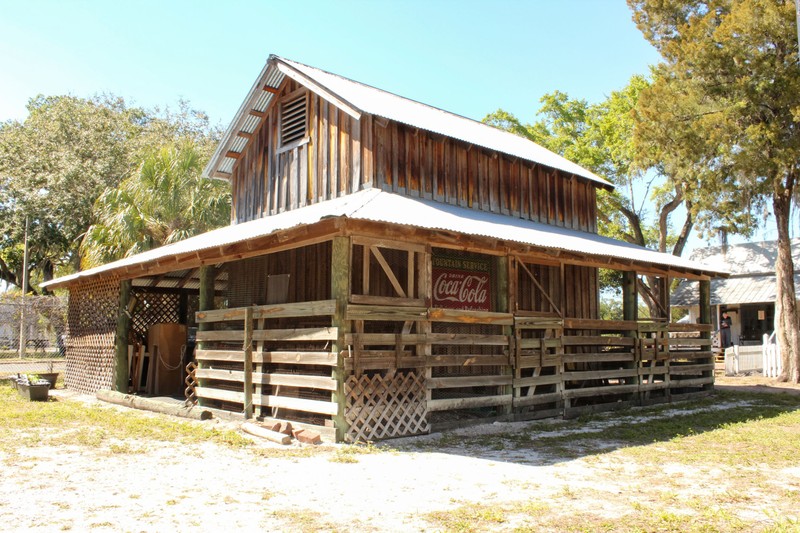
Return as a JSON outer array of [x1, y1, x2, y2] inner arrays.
[[667, 322, 714, 398], [194, 300, 338, 437], [194, 299, 715, 441]]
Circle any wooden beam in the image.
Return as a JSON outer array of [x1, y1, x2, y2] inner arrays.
[[236, 131, 253, 139], [622, 270, 637, 322], [249, 109, 266, 118], [243, 307, 254, 420], [114, 280, 132, 393], [263, 85, 279, 94], [699, 279, 711, 326], [331, 236, 351, 442], [226, 150, 242, 160]]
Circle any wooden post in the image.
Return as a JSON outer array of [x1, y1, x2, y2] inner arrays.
[[699, 278, 713, 391], [243, 306, 254, 419], [622, 270, 638, 323], [622, 270, 641, 402], [197, 265, 215, 407], [198, 265, 216, 334], [331, 236, 351, 442], [114, 279, 132, 393], [496, 255, 512, 416], [699, 279, 711, 326]]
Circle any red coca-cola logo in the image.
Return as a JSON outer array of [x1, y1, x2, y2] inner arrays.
[[432, 269, 491, 310]]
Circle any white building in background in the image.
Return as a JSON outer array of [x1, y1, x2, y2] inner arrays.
[[671, 238, 800, 346]]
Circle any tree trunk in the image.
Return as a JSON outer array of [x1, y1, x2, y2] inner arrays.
[[773, 191, 800, 383]]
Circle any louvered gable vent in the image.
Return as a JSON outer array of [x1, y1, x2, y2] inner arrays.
[[280, 92, 308, 146]]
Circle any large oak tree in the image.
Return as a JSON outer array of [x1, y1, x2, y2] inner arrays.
[[629, 0, 800, 382]]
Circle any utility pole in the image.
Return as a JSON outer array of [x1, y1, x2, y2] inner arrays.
[[18, 216, 29, 359]]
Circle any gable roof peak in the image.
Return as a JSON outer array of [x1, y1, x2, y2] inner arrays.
[[204, 55, 612, 189]]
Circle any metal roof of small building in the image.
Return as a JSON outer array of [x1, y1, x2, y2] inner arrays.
[[671, 238, 800, 307], [684, 238, 800, 275], [43, 189, 726, 289], [204, 55, 612, 188], [671, 273, 800, 307]]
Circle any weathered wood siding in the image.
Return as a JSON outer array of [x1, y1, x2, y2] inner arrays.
[[230, 80, 373, 223], [229, 81, 599, 233], [372, 121, 598, 233]]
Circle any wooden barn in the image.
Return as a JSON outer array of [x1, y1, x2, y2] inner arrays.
[[42, 55, 725, 443]]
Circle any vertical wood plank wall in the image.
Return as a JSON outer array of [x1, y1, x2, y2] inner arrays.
[[229, 80, 599, 233]]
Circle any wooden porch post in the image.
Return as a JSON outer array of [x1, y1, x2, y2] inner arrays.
[[699, 280, 711, 326], [622, 270, 638, 322], [331, 237, 351, 442], [198, 265, 216, 334], [699, 278, 713, 391], [243, 306, 254, 419], [496, 255, 512, 416], [197, 265, 216, 408], [114, 279, 132, 393]]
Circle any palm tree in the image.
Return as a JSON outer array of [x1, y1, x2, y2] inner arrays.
[[81, 140, 230, 268]]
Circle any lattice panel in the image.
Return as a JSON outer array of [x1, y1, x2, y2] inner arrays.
[[65, 276, 120, 394], [130, 291, 181, 343], [345, 370, 429, 443]]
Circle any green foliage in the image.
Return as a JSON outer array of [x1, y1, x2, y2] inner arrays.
[[629, 0, 800, 381], [81, 140, 230, 268], [483, 77, 696, 312], [0, 95, 222, 291]]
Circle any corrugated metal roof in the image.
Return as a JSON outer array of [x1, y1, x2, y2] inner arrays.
[[202, 60, 286, 180], [686, 238, 800, 275], [43, 189, 725, 289], [203, 55, 612, 188], [671, 273, 800, 307]]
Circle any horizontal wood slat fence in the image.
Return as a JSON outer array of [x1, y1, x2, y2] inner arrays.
[[194, 302, 713, 442]]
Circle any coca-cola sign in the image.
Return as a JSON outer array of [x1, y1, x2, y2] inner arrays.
[[432, 255, 492, 311]]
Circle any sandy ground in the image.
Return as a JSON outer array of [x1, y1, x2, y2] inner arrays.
[[1, 375, 798, 532]]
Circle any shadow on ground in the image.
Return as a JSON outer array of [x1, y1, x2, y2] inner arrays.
[[389, 387, 800, 467]]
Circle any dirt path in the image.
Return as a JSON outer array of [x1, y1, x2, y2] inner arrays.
[[1, 382, 798, 532]]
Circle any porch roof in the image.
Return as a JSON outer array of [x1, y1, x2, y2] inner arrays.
[[42, 189, 727, 290]]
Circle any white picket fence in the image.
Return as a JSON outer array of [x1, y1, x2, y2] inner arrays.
[[722, 332, 782, 377], [762, 332, 782, 378]]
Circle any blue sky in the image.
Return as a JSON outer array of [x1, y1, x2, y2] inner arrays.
[[0, 0, 779, 248], [0, 1, 658, 126]]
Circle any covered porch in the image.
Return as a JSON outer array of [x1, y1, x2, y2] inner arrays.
[[44, 191, 723, 443]]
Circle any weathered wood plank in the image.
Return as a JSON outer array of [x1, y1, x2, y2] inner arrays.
[[562, 384, 639, 399], [345, 304, 428, 321], [427, 375, 511, 389], [561, 352, 634, 364], [563, 318, 638, 331], [427, 394, 512, 412], [251, 327, 338, 342], [514, 374, 562, 387], [196, 369, 336, 390], [196, 350, 337, 366], [250, 299, 335, 319], [429, 308, 514, 325], [562, 368, 638, 381], [562, 336, 636, 347], [259, 394, 338, 416]]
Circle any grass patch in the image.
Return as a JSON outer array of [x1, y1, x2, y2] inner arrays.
[[0, 384, 251, 451], [329, 442, 388, 463], [270, 509, 341, 532], [408, 391, 800, 469], [423, 501, 507, 532]]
